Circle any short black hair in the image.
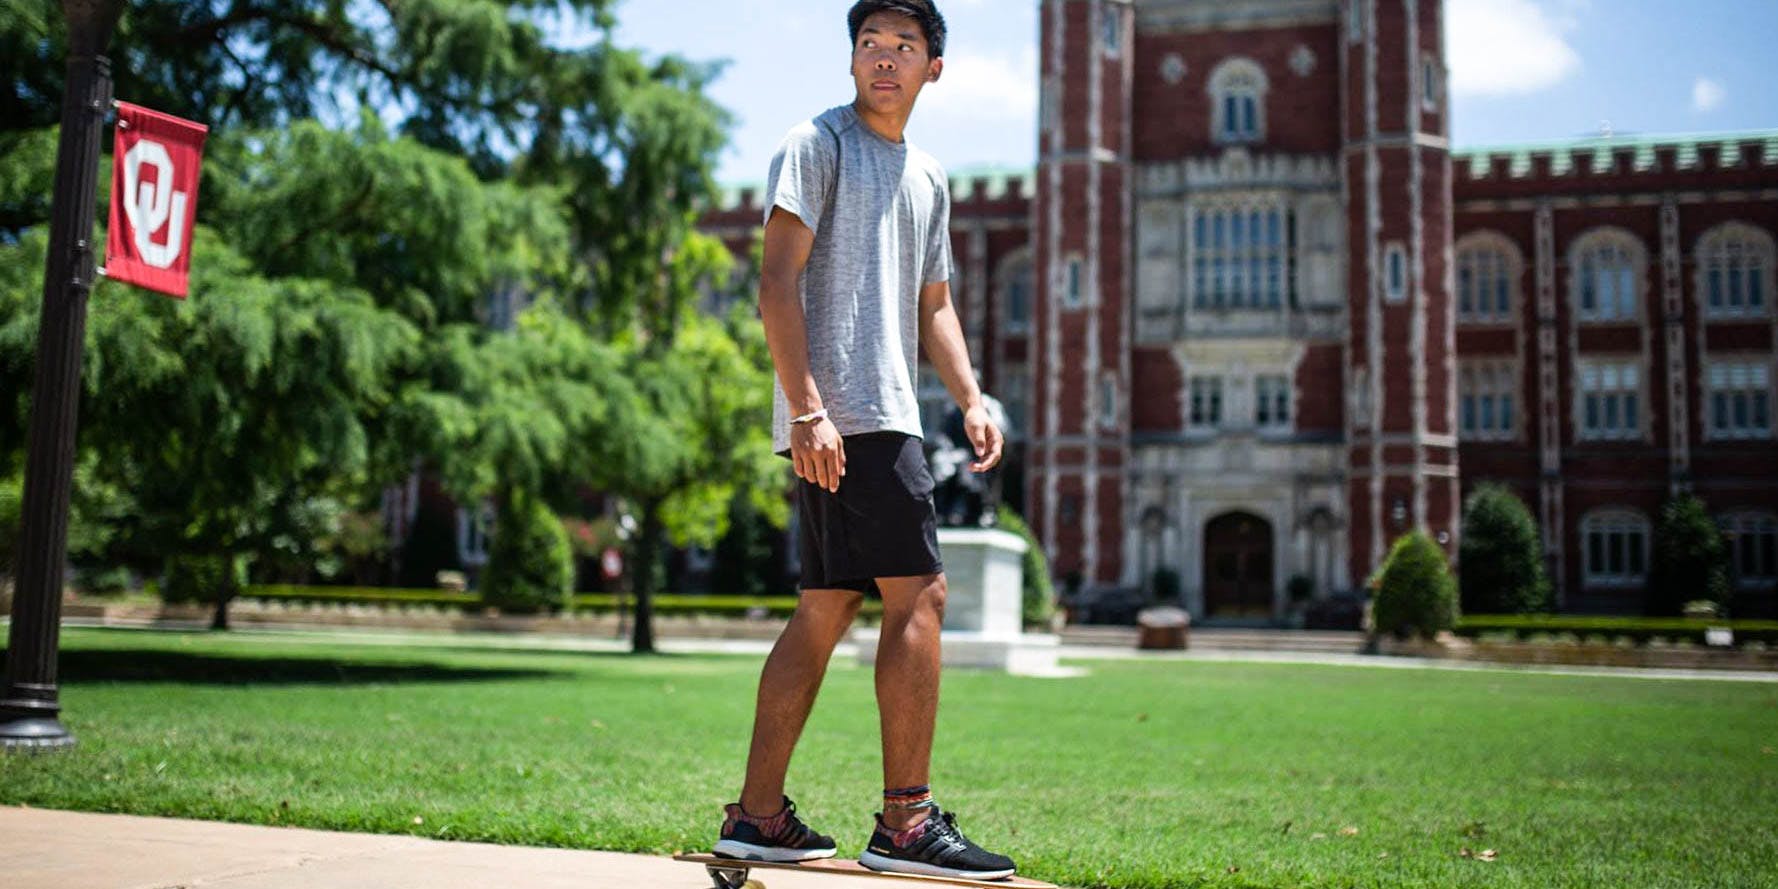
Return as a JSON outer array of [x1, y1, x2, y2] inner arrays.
[[847, 0, 947, 60]]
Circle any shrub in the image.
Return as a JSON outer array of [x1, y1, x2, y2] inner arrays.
[[1372, 530, 1459, 641], [161, 554, 245, 605], [994, 505, 1055, 627], [480, 493, 573, 615], [1458, 484, 1552, 614], [1648, 494, 1730, 617]]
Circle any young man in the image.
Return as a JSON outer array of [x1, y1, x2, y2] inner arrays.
[[713, 0, 1014, 880]]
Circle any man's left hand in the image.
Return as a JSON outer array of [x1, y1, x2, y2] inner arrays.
[[963, 404, 1004, 473]]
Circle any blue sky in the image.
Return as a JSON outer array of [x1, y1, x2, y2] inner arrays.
[[596, 0, 1778, 184]]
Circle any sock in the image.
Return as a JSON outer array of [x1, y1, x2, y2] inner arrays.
[[724, 795, 791, 842], [883, 784, 935, 848]]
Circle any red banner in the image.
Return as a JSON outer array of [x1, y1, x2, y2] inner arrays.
[[105, 101, 208, 298]]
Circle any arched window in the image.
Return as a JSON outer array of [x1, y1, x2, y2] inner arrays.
[[1455, 232, 1521, 324], [1718, 512, 1778, 589], [1208, 58, 1267, 145], [1581, 510, 1650, 588], [1696, 223, 1774, 320], [1570, 229, 1645, 323], [996, 249, 1034, 335], [1189, 203, 1289, 309]]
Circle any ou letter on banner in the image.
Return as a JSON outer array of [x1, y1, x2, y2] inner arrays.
[[105, 101, 209, 299]]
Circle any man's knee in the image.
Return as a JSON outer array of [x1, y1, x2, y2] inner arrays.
[[885, 573, 945, 621], [796, 590, 865, 634]]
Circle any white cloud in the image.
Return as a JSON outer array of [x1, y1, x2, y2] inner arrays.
[[1445, 0, 1582, 97], [916, 46, 1039, 124], [1692, 77, 1726, 113]]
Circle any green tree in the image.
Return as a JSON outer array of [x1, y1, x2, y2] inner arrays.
[[1648, 494, 1731, 617], [480, 489, 573, 614], [1372, 531, 1459, 641], [1458, 483, 1552, 615]]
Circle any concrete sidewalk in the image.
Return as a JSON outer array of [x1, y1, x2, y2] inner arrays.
[[0, 804, 941, 889]]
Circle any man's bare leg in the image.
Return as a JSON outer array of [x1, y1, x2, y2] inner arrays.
[[873, 572, 946, 831], [738, 590, 865, 816]]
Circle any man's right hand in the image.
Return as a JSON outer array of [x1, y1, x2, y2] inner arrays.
[[791, 417, 846, 493]]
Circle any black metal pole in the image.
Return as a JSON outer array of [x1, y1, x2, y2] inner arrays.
[[1, 0, 125, 753]]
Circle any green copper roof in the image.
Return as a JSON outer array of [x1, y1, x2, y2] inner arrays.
[[1452, 129, 1778, 177]]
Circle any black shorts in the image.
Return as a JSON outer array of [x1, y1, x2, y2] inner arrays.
[[792, 431, 944, 598]]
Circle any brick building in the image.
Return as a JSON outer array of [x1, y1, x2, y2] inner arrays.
[[699, 0, 1778, 621]]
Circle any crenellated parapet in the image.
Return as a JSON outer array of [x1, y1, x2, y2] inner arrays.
[[1454, 131, 1778, 199]]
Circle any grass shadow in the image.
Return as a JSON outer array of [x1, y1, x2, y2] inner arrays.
[[30, 648, 568, 686]]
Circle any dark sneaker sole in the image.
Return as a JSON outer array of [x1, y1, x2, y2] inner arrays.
[[712, 839, 837, 863], [858, 849, 1015, 880]]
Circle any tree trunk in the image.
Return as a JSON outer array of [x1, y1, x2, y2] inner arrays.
[[209, 552, 240, 631], [630, 499, 663, 654]]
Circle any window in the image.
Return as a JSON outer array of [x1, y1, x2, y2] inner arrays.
[[1347, 0, 1364, 43], [1706, 361, 1773, 440], [1350, 366, 1372, 428], [1099, 371, 1119, 431], [1190, 376, 1224, 429], [1255, 375, 1292, 430], [1190, 205, 1289, 309], [1384, 242, 1407, 303], [1001, 364, 1031, 439], [1697, 223, 1773, 319], [1101, 5, 1121, 56], [1062, 256, 1084, 309], [1208, 59, 1266, 145], [1572, 231, 1643, 322], [1420, 59, 1441, 112], [1456, 234, 1518, 324], [1460, 361, 1517, 441], [1040, 75, 1059, 135], [457, 499, 494, 567], [1719, 513, 1778, 589], [1000, 252, 1033, 334], [1576, 360, 1642, 441], [1582, 511, 1649, 588]]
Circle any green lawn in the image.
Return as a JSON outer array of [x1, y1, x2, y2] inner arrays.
[[2, 627, 1775, 889]]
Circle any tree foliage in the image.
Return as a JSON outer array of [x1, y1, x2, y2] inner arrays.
[[1, 1, 778, 647], [1648, 494, 1731, 617], [1372, 531, 1459, 641], [1458, 483, 1552, 615]]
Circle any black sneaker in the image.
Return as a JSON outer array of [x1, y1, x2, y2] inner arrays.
[[859, 804, 1015, 880], [713, 795, 838, 863]]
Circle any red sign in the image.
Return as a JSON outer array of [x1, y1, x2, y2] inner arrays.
[[105, 101, 209, 298]]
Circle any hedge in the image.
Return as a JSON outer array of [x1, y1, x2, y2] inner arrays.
[[228, 584, 883, 619], [1453, 614, 1778, 647]]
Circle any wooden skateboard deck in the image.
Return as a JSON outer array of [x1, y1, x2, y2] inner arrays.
[[674, 853, 1058, 889]]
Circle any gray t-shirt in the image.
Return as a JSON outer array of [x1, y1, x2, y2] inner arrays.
[[764, 102, 953, 458]]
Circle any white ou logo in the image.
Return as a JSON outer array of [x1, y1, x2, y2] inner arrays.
[[121, 138, 189, 269]]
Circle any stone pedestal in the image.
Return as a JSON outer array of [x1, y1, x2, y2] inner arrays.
[[851, 528, 1078, 677]]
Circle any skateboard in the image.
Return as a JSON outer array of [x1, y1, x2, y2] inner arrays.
[[674, 853, 1058, 889]]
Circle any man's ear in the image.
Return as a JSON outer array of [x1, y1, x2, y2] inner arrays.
[[927, 56, 944, 83]]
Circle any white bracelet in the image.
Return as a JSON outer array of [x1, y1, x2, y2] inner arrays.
[[790, 407, 828, 426]]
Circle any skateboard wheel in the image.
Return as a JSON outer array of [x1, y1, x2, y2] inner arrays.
[[742, 881, 765, 889]]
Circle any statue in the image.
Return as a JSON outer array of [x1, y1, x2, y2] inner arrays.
[[927, 391, 1010, 528]]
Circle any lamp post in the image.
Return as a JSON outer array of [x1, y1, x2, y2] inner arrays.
[[0, 0, 126, 752]]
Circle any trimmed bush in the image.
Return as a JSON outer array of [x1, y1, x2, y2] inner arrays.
[[1648, 494, 1731, 617], [1458, 484, 1552, 615], [994, 505, 1056, 627], [480, 493, 574, 615], [161, 554, 245, 605], [1372, 530, 1459, 641]]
